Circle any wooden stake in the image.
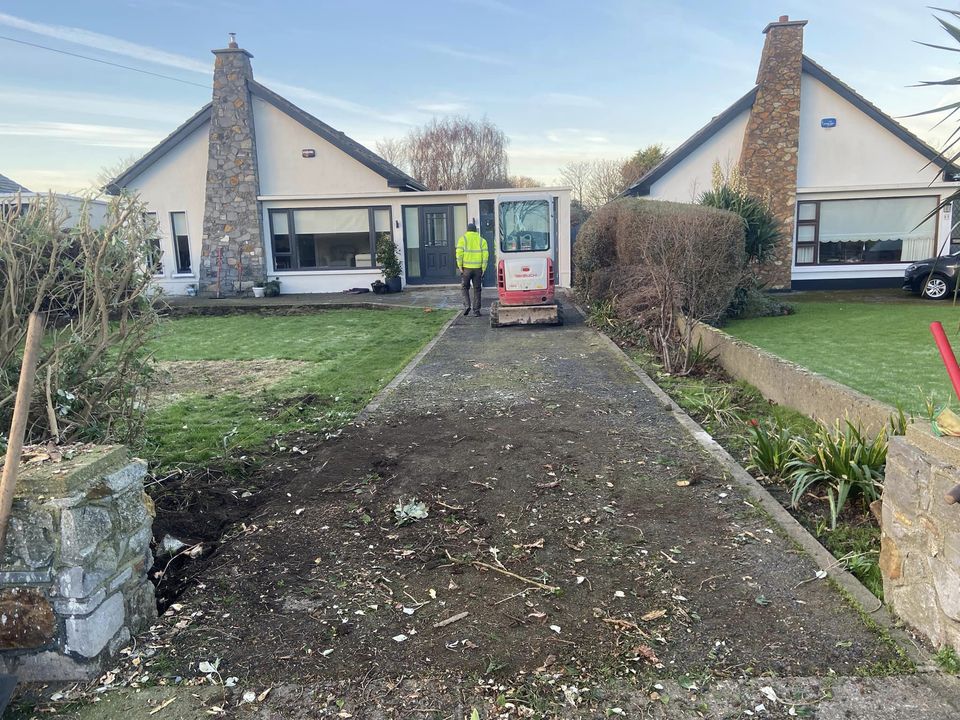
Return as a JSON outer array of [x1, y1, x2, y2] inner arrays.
[[0, 312, 45, 553]]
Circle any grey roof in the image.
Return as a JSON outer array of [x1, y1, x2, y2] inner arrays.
[[0, 173, 29, 193], [623, 55, 958, 198], [108, 80, 426, 193]]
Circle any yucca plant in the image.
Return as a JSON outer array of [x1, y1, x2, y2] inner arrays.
[[745, 420, 798, 479], [679, 385, 743, 429], [786, 421, 887, 529]]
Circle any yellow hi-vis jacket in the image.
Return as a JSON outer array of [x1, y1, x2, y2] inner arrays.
[[456, 231, 489, 271]]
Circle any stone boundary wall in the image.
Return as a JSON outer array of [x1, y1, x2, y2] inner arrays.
[[0, 446, 156, 680], [881, 424, 960, 652], [687, 321, 897, 436]]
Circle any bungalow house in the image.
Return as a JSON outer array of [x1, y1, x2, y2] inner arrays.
[[0, 173, 107, 228], [108, 36, 571, 296], [623, 16, 960, 291]]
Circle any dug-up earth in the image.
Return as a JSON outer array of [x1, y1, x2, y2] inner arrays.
[[25, 305, 960, 719]]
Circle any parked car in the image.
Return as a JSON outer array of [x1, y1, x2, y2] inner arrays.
[[903, 252, 960, 299]]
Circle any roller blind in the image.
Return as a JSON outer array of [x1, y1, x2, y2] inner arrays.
[[294, 208, 369, 234], [819, 197, 936, 244]]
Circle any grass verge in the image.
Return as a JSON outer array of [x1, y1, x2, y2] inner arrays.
[[724, 291, 960, 412], [143, 308, 454, 468]]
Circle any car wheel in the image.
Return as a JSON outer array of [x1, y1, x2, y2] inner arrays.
[[921, 274, 951, 300]]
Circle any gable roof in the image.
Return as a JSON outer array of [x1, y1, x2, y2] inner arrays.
[[623, 55, 957, 198], [0, 172, 29, 194], [108, 81, 426, 194], [622, 86, 758, 197]]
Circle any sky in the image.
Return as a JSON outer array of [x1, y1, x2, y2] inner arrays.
[[1, 0, 959, 193]]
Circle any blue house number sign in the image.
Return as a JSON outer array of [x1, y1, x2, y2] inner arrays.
[[821, 117, 837, 128]]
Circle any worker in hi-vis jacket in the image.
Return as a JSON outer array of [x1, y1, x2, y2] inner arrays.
[[456, 222, 489, 317]]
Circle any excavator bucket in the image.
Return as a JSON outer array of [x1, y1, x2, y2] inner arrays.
[[490, 301, 563, 328]]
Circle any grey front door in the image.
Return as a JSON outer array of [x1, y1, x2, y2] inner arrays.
[[421, 207, 454, 281]]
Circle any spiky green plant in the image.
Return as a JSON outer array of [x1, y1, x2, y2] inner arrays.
[[786, 421, 887, 529], [745, 420, 799, 479], [699, 163, 782, 264]]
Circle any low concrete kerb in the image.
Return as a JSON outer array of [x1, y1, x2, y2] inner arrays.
[[573, 302, 934, 668]]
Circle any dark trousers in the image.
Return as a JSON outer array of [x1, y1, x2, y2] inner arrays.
[[461, 268, 483, 312]]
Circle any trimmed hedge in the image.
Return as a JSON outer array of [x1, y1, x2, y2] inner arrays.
[[574, 197, 746, 373]]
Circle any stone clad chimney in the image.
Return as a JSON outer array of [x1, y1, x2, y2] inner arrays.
[[199, 34, 265, 296], [739, 15, 807, 290]]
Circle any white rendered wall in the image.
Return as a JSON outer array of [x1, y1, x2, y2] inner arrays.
[[648, 108, 750, 202], [258, 187, 573, 293], [797, 74, 944, 190], [253, 97, 396, 197], [127, 121, 209, 296]]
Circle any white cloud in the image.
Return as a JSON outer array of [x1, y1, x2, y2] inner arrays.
[[534, 92, 603, 109], [0, 86, 198, 124], [0, 11, 211, 74], [415, 101, 469, 114], [0, 12, 410, 126], [417, 42, 510, 66], [0, 121, 163, 149]]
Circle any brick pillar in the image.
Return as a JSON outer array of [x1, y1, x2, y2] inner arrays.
[[199, 37, 265, 297], [739, 16, 807, 290]]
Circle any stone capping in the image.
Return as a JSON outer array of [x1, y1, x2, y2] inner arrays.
[[0, 445, 156, 681], [881, 422, 960, 653], [685, 319, 897, 435]]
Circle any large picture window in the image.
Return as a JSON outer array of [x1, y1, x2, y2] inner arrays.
[[268, 207, 391, 271], [795, 197, 938, 266]]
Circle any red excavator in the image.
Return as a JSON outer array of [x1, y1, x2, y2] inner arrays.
[[490, 194, 563, 327]]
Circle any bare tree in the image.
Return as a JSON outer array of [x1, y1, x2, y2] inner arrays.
[[508, 175, 542, 188], [558, 160, 592, 207], [96, 154, 140, 193], [404, 116, 509, 190], [585, 159, 627, 210], [375, 137, 409, 171]]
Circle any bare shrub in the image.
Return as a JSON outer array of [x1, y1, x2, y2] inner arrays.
[[0, 193, 160, 445], [575, 197, 746, 374]]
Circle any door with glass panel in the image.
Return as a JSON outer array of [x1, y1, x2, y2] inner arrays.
[[403, 204, 467, 283]]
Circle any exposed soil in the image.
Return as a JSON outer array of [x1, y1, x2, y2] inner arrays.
[[150, 360, 310, 408], [134, 310, 907, 704]]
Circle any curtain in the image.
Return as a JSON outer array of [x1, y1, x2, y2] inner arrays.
[[818, 197, 936, 245]]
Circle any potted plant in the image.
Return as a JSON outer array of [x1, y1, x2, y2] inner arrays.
[[252, 281, 266, 298], [263, 278, 281, 297], [376, 235, 403, 293]]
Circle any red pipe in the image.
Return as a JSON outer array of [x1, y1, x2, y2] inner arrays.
[[930, 321, 960, 403]]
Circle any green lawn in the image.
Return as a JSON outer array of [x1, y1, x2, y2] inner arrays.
[[144, 308, 453, 468], [724, 291, 960, 412]]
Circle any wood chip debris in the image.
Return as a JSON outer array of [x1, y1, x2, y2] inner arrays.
[[433, 611, 469, 628]]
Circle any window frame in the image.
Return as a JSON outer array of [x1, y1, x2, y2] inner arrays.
[[144, 212, 164, 277], [267, 205, 391, 272], [498, 198, 553, 254], [794, 195, 940, 267], [795, 201, 819, 266], [169, 211, 193, 275]]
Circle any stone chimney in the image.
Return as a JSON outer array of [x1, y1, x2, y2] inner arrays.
[[199, 34, 265, 296], [739, 15, 807, 290]]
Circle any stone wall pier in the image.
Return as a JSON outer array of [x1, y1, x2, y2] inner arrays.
[[0, 446, 155, 681]]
